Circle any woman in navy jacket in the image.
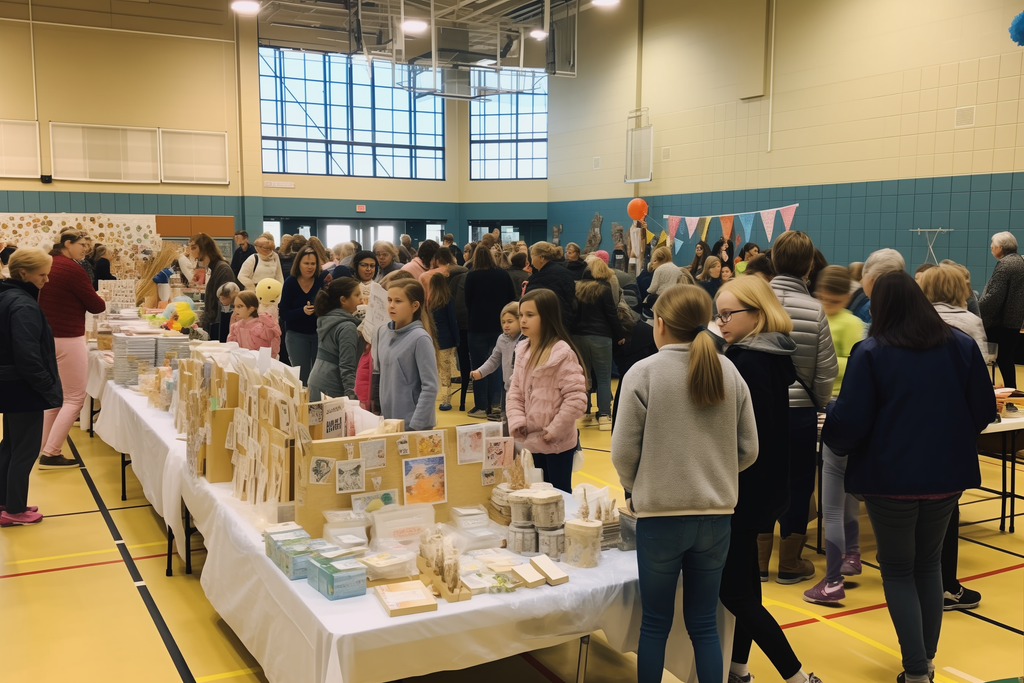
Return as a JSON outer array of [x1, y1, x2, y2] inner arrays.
[[822, 272, 994, 683]]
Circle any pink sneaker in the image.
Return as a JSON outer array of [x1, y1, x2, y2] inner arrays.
[[0, 505, 38, 513], [0, 510, 43, 527], [841, 552, 862, 576], [803, 578, 845, 605]]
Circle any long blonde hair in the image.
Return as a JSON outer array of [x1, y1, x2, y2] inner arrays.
[[653, 285, 724, 407], [697, 255, 721, 282], [716, 277, 793, 338], [585, 255, 615, 282], [648, 246, 672, 272]]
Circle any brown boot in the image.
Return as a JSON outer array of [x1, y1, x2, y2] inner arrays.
[[757, 533, 774, 582], [776, 533, 815, 584]]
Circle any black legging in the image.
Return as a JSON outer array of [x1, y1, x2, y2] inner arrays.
[[457, 328, 471, 410], [942, 502, 962, 594], [719, 526, 803, 679], [986, 326, 1019, 388]]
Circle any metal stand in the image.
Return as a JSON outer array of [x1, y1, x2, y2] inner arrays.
[[977, 430, 1021, 532], [88, 396, 100, 438], [909, 227, 953, 265], [121, 453, 132, 501], [576, 635, 590, 683], [165, 500, 198, 576]]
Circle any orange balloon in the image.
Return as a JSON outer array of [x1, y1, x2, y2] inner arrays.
[[627, 198, 649, 221]]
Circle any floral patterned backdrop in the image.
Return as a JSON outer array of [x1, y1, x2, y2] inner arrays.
[[0, 213, 163, 279]]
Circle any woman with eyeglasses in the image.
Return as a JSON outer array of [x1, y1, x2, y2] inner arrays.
[[237, 233, 284, 291], [713, 277, 825, 683], [373, 241, 402, 282]]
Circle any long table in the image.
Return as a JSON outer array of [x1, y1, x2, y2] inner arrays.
[[978, 414, 1024, 532], [93, 379, 734, 683]]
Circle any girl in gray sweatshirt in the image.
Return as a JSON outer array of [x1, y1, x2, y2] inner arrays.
[[371, 280, 439, 432]]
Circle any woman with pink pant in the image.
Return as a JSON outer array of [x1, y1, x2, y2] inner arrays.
[[37, 230, 106, 468]]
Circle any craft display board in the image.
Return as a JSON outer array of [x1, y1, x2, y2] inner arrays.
[[295, 427, 494, 538]]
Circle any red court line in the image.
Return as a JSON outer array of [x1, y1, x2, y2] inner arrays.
[[960, 561, 1024, 582], [520, 652, 566, 683], [780, 601, 889, 629], [0, 550, 204, 579]]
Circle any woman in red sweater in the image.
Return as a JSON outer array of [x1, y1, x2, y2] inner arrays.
[[37, 230, 107, 468]]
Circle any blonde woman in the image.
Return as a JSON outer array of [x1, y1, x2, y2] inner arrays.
[[525, 241, 577, 328], [238, 233, 284, 290], [919, 264, 986, 351], [646, 246, 681, 305], [0, 248, 61, 525], [696, 255, 723, 299], [612, 284, 758, 683], [585, 254, 622, 305]]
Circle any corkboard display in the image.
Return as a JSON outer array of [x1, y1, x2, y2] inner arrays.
[[295, 427, 495, 538]]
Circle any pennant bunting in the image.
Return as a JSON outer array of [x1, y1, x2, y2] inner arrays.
[[685, 216, 700, 239], [720, 215, 735, 241], [698, 216, 710, 243], [656, 230, 668, 248], [675, 238, 685, 254], [760, 208, 777, 243], [646, 229, 656, 245], [779, 204, 798, 232], [737, 212, 756, 235], [667, 215, 681, 241]]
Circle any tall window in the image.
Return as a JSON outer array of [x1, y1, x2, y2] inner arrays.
[[469, 69, 548, 180], [259, 47, 445, 180]]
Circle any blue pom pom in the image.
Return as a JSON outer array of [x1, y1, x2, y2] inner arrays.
[[1010, 11, 1024, 46]]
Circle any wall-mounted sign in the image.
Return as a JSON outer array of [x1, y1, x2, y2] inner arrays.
[[356, 204, 366, 213]]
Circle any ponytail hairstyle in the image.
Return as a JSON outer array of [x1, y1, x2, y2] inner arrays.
[[51, 229, 89, 256], [518, 288, 584, 370], [653, 284, 724, 407], [427, 271, 452, 311], [236, 291, 260, 318], [314, 276, 361, 317], [388, 279, 439, 353]]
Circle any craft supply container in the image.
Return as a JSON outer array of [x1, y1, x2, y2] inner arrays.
[[564, 519, 602, 568], [508, 525, 538, 554], [537, 527, 565, 559], [529, 490, 565, 528], [507, 490, 534, 526]]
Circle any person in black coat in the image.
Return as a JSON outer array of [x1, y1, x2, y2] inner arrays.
[[978, 231, 1024, 388], [231, 231, 257, 276], [713, 277, 815, 683], [823, 272, 995, 683], [611, 315, 656, 427], [0, 248, 63, 526], [564, 242, 587, 281], [525, 241, 577, 329], [464, 247, 517, 419], [572, 272, 624, 429]]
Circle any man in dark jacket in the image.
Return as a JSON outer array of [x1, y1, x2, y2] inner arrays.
[[0, 248, 63, 526], [979, 231, 1024, 388], [524, 242, 577, 329], [444, 234, 465, 266], [231, 231, 256, 276]]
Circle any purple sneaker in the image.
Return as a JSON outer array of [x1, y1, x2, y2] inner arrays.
[[0, 510, 43, 527], [803, 578, 845, 605], [841, 552, 862, 576]]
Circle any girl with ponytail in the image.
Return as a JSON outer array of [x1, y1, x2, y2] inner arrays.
[[308, 277, 364, 401], [611, 284, 759, 683]]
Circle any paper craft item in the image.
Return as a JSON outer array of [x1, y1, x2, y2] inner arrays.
[[512, 563, 546, 589], [414, 431, 445, 457], [402, 455, 447, 505], [310, 457, 335, 485], [363, 282, 390, 342], [344, 443, 355, 460], [484, 437, 514, 469], [308, 403, 324, 426], [481, 469, 496, 486], [359, 439, 387, 469], [335, 458, 366, 494], [374, 580, 437, 617], [350, 488, 400, 513], [530, 554, 569, 586], [397, 435, 410, 456], [323, 399, 347, 439], [456, 425, 485, 464], [224, 422, 236, 451]]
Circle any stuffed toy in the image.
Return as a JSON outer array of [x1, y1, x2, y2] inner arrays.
[[160, 300, 197, 332], [255, 278, 283, 318]]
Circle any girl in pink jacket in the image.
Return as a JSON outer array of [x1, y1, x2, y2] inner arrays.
[[506, 288, 587, 493], [228, 291, 282, 358]]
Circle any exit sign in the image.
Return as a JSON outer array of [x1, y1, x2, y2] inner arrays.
[[356, 204, 366, 213]]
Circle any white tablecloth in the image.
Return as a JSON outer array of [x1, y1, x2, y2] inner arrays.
[[86, 348, 113, 400], [93, 381, 188, 557]]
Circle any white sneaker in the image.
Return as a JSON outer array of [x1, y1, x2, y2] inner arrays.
[[598, 416, 612, 431]]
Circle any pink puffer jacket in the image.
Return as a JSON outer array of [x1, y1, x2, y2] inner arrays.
[[227, 314, 281, 357], [506, 339, 587, 455]]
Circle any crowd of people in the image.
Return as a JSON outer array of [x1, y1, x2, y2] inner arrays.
[[0, 223, 1020, 683]]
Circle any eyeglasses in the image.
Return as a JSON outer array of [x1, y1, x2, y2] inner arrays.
[[714, 308, 757, 324], [358, 261, 376, 269], [374, 251, 391, 258]]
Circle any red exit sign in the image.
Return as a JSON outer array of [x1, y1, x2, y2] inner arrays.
[[356, 204, 366, 213]]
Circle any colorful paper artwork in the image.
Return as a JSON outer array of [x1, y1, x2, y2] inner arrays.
[[402, 455, 447, 505]]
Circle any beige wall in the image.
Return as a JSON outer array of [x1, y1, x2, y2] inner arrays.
[[547, 0, 1024, 203]]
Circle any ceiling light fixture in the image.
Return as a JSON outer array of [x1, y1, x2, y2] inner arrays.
[[530, 28, 548, 40], [592, 0, 620, 6], [230, 0, 261, 15], [401, 19, 429, 34]]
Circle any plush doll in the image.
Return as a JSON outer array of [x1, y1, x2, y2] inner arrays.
[[160, 300, 197, 332], [255, 278, 283, 319]]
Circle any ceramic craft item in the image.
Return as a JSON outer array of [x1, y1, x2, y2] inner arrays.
[[492, 483, 512, 507], [507, 490, 534, 526], [530, 490, 565, 528], [508, 525, 538, 554], [564, 519, 602, 568], [537, 526, 565, 559]]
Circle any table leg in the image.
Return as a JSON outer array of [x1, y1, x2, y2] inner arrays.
[[182, 503, 197, 575], [166, 525, 174, 577], [121, 453, 131, 502], [1001, 433, 1008, 532], [815, 438, 824, 554], [576, 634, 590, 683], [1011, 432, 1017, 534], [88, 397, 94, 438]]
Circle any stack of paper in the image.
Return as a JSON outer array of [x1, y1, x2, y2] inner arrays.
[[156, 336, 191, 366], [112, 334, 156, 386]]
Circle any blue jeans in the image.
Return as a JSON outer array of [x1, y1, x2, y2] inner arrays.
[[285, 330, 319, 385], [468, 331, 502, 411], [821, 443, 860, 583], [636, 515, 731, 683], [575, 335, 614, 417]]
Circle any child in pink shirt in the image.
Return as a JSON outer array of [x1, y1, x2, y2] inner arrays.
[[228, 291, 281, 357]]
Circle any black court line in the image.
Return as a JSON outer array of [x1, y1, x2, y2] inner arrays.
[[958, 610, 1024, 636], [44, 503, 154, 520], [958, 535, 1024, 560], [959, 512, 1024, 527], [67, 437, 196, 683]]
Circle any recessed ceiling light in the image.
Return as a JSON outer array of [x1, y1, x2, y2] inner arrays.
[[476, 58, 497, 66], [230, 0, 261, 15], [401, 19, 429, 34], [530, 28, 548, 40], [592, 0, 620, 6]]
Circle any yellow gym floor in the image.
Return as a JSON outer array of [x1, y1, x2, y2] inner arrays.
[[1, 384, 1022, 683]]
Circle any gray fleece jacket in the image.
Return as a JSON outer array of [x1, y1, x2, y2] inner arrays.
[[308, 308, 363, 401], [371, 320, 438, 431], [474, 332, 522, 391], [770, 275, 838, 409], [611, 343, 759, 517]]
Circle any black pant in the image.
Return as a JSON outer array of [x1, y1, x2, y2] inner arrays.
[[778, 407, 818, 537], [986, 326, 1018, 388], [719, 526, 803, 678], [457, 329, 471, 410], [941, 502, 961, 594], [0, 411, 44, 514], [532, 447, 575, 494]]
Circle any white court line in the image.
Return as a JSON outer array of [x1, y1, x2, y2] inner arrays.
[[943, 667, 984, 683]]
